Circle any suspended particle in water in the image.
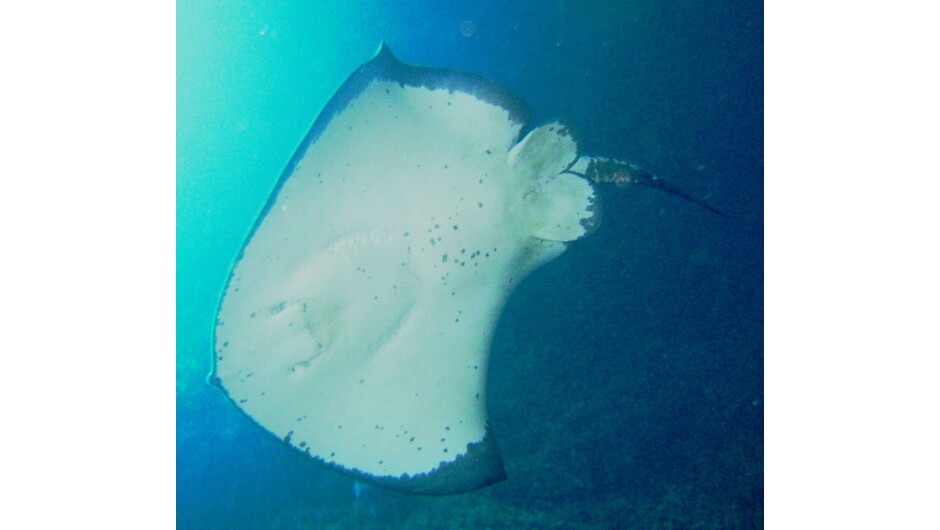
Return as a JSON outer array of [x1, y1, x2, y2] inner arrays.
[[459, 20, 476, 38]]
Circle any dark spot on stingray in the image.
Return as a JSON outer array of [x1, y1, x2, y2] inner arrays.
[[250, 312, 256, 318], [330, 452, 336, 457], [359, 379, 364, 384], [430, 238, 436, 246], [475, 393, 480, 399], [445, 426, 451, 430], [284, 431, 293, 443], [299, 441, 307, 448], [379, 460, 384, 464], [443, 448, 449, 453], [223, 341, 229, 347], [385, 88, 389, 94], [461, 248, 466, 254], [444, 164, 449, 169], [338, 425, 343, 429], [441, 438, 446, 442], [418, 447, 422, 451], [453, 225, 458, 230], [447, 101, 452, 106], [478, 202, 483, 208], [239, 398, 247, 403], [410, 437, 415, 442], [485, 149, 491, 154], [442, 254, 448, 262]]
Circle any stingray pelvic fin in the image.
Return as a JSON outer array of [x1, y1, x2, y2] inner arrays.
[[567, 156, 729, 218]]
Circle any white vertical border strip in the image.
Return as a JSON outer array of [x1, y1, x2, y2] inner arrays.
[[768, 1, 940, 527], [0, 3, 175, 528]]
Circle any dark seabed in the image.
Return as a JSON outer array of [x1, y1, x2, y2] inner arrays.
[[178, 0, 762, 527]]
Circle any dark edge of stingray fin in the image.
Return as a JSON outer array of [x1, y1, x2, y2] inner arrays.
[[567, 157, 730, 218]]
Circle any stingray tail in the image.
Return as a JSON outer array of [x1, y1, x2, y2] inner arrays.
[[566, 156, 729, 218]]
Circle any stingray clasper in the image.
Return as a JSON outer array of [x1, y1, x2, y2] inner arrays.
[[211, 44, 720, 495]]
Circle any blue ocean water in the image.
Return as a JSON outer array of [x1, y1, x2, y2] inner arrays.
[[177, 1, 762, 528]]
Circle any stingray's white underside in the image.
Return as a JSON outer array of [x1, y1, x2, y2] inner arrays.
[[213, 45, 597, 494]]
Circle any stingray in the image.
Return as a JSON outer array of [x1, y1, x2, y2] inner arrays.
[[211, 44, 724, 496]]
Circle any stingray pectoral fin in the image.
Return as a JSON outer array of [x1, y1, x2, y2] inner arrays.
[[214, 43, 538, 496], [508, 122, 599, 241], [571, 156, 729, 218]]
